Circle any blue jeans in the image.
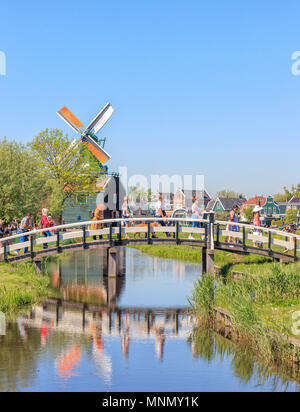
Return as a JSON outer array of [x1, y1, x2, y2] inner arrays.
[[17, 230, 29, 253], [191, 221, 200, 236], [155, 215, 170, 236], [43, 230, 52, 249]]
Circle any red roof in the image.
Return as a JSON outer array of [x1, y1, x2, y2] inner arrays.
[[242, 196, 266, 207]]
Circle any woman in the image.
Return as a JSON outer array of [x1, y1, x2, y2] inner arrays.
[[227, 205, 240, 244], [252, 205, 263, 248], [283, 224, 295, 253], [189, 196, 202, 240], [122, 196, 132, 240], [40, 209, 51, 249], [91, 205, 104, 240]]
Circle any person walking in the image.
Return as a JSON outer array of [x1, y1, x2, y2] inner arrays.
[[252, 205, 263, 248], [122, 196, 133, 240], [226, 205, 240, 244], [40, 209, 51, 249], [155, 194, 170, 237], [189, 196, 202, 240], [91, 204, 104, 240], [16, 214, 31, 254]]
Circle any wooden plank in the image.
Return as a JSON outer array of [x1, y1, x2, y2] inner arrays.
[[219, 230, 243, 239], [181, 227, 205, 234], [272, 238, 293, 249]]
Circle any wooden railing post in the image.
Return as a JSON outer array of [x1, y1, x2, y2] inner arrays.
[[243, 227, 246, 251], [294, 237, 298, 261], [208, 212, 215, 250], [118, 222, 122, 242], [3, 240, 8, 262], [147, 222, 151, 245], [30, 235, 35, 259], [176, 221, 179, 245], [82, 225, 88, 249], [216, 223, 220, 246], [109, 223, 113, 246], [56, 230, 61, 253], [268, 231, 272, 256]]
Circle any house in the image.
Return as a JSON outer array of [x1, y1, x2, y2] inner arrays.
[[62, 175, 126, 224], [173, 189, 211, 213], [260, 196, 280, 217], [240, 196, 266, 213], [206, 197, 247, 213], [278, 196, 300, 219]]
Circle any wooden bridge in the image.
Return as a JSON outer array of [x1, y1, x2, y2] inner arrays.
[[0, 215, 299, 275]]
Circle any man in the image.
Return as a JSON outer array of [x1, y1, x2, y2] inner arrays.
[[155, 194, 170, 237], [16, 214, 31, 254]]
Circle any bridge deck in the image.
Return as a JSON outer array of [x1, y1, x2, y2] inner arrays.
[[1, 217, 298, 266]]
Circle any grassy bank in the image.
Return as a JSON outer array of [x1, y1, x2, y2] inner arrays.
[[132, 244, 300, 361], [190, 269, 300, 366], [130, 244, 272, 267], [0, 261, 50, 314]]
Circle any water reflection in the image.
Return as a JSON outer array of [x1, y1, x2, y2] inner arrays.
[[0, 248, 299, 392]]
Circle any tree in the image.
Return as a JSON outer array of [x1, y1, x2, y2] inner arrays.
[[242, 206, 254, 222], [285, 208, 298, 224], [0, 138, 46, 222], [29, 129, 101, 220], [216, 190, 245, 199], [274, 184, 300, 202]]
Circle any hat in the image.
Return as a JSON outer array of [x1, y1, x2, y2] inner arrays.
[[253, 205, 263, 213]]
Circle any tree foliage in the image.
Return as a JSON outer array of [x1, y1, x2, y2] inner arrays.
[[274, 184, 300, 202], [285, 208, 298, 224], [242, 206, 254, 222], [0, 138, 46, 222], [216, 189, 245, 199], [29, 129, 100, 218]]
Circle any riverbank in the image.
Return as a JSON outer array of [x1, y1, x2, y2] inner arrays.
[[190, 268, 300, 367], [0, 261, 50, 314], [132, 244, 300, 364]]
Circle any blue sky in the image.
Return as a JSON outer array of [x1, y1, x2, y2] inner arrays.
[[0, 0, 300, 197]]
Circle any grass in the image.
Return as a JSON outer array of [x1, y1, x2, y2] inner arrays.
[[0, 261, 50, 314], [190, 266, 300, 365]]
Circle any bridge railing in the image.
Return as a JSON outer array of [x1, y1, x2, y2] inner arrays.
[[0, 215, 299, 262], [0, 217, 210, 261], [214, 219, 300, 259]]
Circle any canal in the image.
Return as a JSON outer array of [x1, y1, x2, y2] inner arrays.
[[0, 248, 299, 392]]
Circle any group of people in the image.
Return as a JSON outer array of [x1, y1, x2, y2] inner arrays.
[[0, 210, 56, 255]]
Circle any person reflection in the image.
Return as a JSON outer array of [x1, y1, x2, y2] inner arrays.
[[121, 313, 130, 359], [90, 322, 112, 384], [154, 327, 165, 361]]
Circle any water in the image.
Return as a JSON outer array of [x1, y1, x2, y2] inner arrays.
[[0, 248, 299, 392]]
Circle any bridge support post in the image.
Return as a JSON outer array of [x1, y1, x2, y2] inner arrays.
[[107, 247, 118, 277], [202, 248, 215, 275], [33, 259, 42, 275]]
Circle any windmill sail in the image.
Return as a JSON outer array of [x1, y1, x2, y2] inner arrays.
[[56, 106, 84, 133], [85, 135, 111, 164], [86, 103, 114, 134]]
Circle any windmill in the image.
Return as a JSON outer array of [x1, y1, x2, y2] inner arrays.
[[56, 103, 114, 174]]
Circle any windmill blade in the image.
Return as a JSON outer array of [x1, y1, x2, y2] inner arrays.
[[84, 135, 111, 164], [56, 106, 84, 134], [85, 103, 114, 134]]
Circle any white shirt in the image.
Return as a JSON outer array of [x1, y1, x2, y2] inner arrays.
[[155, 200, 165, 215]]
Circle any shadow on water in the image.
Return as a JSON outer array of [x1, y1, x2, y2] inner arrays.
[[0, 248, 299, 392]]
